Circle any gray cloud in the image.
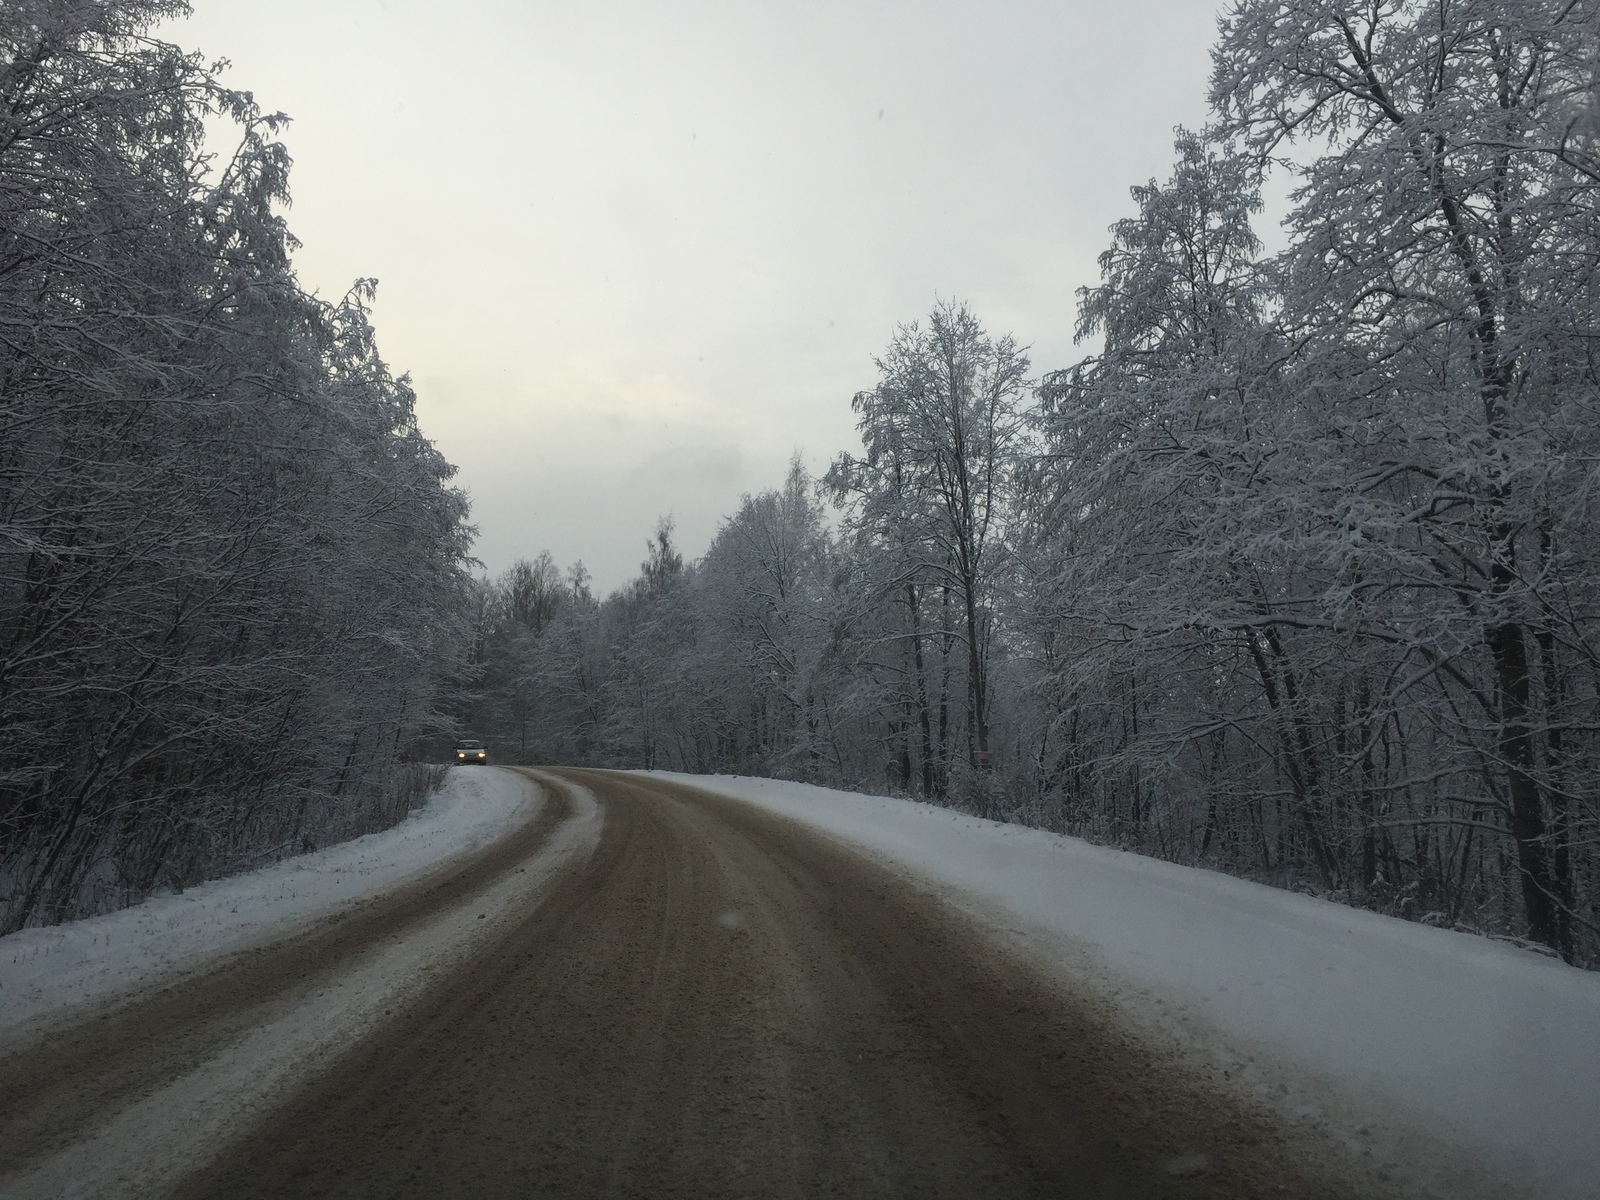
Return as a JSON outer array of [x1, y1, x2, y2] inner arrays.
[[172, 0, 1221, 591]]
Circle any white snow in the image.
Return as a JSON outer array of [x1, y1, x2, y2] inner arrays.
[[0, 769, 605, 1200], [654, 771, 1600, 1200], [9, 765, 1596, 1197], [1, 765, 536, 1034]]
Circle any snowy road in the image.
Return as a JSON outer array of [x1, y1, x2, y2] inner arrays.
[[70, 772, 1390, 1197], [2, 769, 1580, 1197], [0, 768, 599, 1198]]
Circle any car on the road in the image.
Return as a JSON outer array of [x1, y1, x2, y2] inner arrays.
[[454, 739, 488, 765]]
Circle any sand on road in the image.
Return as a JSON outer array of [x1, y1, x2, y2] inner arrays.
[[164, 770, 1368, 1199]]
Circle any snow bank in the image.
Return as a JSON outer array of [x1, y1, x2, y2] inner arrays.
[[1, 771, 602, 1200], [0, 766, 537, 1033], [655, 772, 1600, 1200]]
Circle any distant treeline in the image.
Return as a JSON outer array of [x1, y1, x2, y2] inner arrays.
[[0, 2, 472, 932], [462, 1, 1600, 966]]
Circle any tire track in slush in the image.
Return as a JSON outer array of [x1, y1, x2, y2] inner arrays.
[[172, 770, 1376, 1200], [0, 770, 600, 1198]]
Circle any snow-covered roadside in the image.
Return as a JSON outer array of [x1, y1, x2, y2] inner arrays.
[[2, 771, 604, 1200], [1, 766, 536, 1035], [654, 772, 1600, 1200]]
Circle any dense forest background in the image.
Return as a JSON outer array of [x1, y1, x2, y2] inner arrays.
[[460, 1, 1600, 967], [0, 1, 472, 933], [4, 0, 1597, 972]]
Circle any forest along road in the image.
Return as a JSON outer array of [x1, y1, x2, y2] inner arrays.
[[154, 768, 1367, 1200]]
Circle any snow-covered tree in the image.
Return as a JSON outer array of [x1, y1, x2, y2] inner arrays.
[[0, 2, 472, 931], [1208, 0, 1600, 958], [828, 301, 1030, 779]]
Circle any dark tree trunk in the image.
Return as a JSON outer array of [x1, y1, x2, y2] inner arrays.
[[908, 583, 935, 797], [937, 584, 952, 796], [1246, 625, 1339, 891], [1488, 614, 1568, 959], [962, 579, 987, 766]]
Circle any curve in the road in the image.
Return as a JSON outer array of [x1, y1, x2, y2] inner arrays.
[[172, 770, 1367, 1200], [0, 770, 596, 1197]]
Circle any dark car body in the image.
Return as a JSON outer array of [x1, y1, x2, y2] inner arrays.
[[454, 739, 488, 765]]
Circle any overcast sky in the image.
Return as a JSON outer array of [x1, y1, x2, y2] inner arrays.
[[168, 1, 1222, 593]]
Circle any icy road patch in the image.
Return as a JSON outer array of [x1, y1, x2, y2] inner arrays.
[[1, 766, 535, 1033], [651, 772, 1600, 1200]]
